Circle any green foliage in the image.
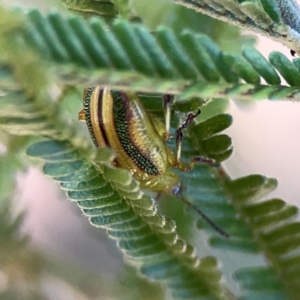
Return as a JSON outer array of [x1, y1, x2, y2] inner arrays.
[[62, 0, 118, 18], [10, 8, 300, 101], [26, 139, 227, 300], [1, 1, 300, 300], [175, 0, 300, 55]]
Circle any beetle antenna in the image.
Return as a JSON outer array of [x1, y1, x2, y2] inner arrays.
[[177, 195, 230, 239]]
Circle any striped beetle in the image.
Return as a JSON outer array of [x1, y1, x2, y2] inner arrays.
[[79, 87, 228, 237], [79, 87, 216, 192]]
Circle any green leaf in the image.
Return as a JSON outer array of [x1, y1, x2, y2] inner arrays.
[[222, 53, 260, 85], [61, 0, 118, 19], [269, 51, 300, 86], [90, 17, 132, 69], [242, 46, 281, 85], [112, 19, 157, 76], [2, 9, 298, 103], [134, 25, 176, 79], [27, 9, 69, 62], [195, 35, 239, 83], [155, 26, 198, 80], [234, 267, 285, 292], [259, 0, 281, 22], [239, 2, 273, 28], [2, 4, 300, 300], [174, 0, 297, 58], [26, 140, 227, 299], [192, 114, 233, 140], [179, 30, 220, 83], [242, 198, 285, 217]]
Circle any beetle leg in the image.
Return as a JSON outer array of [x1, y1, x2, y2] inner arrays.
[[178, 195, 229, 238], [175, 109, 201, 165], [173, 108, 220, 171], [163, 94, 173, 141], [189, 156, 219, 169]]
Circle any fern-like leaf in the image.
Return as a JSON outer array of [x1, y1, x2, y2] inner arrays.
[[186, 114, 300, 299], [2, 4, 300, 299], [26, 138, 228, 300], [61, 0, 118, 19], [8, 9, 300, 102], [175, 0, 300, 55]]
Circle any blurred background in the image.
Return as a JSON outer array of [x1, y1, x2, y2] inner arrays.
[[1, 0, 300, 299]]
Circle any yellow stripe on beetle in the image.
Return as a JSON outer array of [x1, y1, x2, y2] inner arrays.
[[79, 87, 180, 193], [79, 88, 217, 192], [79, 87, 230, 238]]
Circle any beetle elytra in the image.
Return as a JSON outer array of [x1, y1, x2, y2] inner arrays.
[[79, 87, 229, 238], [79, 87, 216, 193]]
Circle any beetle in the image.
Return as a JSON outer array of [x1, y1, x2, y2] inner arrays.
[[79, 87, 229, 238], [78, 87, 216, 192]]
